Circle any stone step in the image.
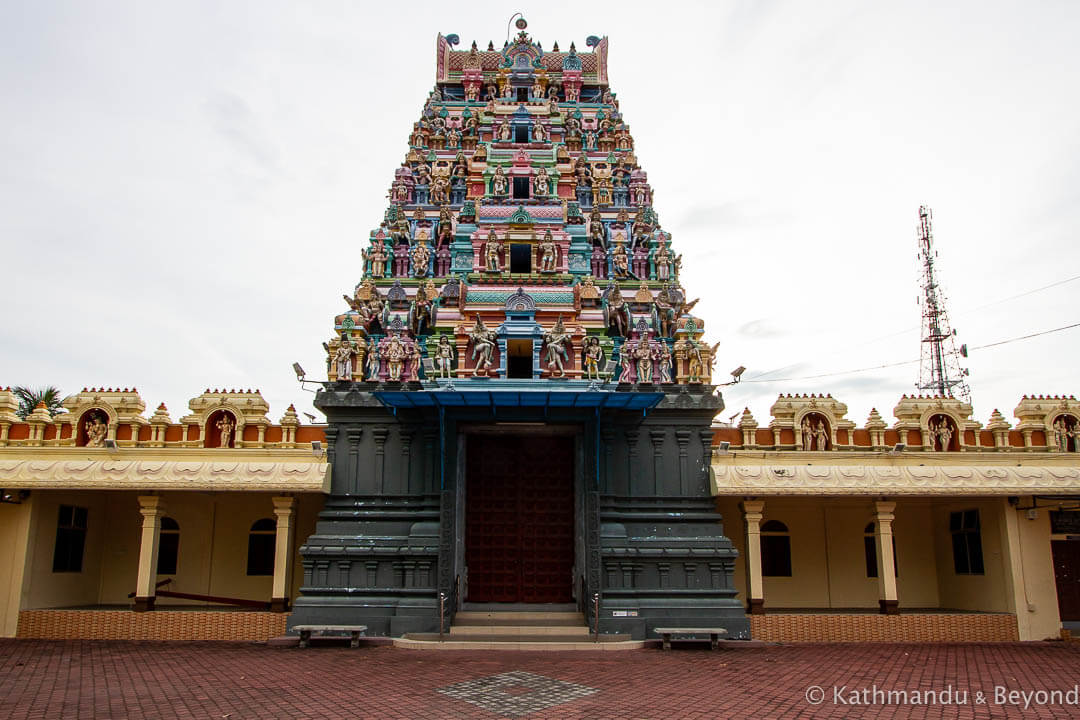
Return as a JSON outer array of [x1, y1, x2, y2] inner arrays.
[[453, 611, 585, 625], [394, 635, 646, 651], [449, 624, 591, 637]]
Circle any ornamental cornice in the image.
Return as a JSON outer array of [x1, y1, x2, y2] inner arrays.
[[0, 453, 329, 493], [712, 456, 1080, 496]]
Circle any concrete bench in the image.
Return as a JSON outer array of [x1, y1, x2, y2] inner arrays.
[[292, 624, 368, 648], [653, 627, 728, 650]]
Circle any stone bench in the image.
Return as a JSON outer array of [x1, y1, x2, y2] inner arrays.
[[292, 625, 368, 648], [653, 627, 728, 650]]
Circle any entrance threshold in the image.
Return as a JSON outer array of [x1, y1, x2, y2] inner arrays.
[[462, 603, 578, 612]]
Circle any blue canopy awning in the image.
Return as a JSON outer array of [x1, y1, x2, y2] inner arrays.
[[373, 383, 663, 412]]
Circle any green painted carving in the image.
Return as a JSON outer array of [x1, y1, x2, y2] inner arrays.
[[508, 206, 533, 224]]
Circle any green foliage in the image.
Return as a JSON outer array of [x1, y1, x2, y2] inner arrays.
[[13, 386, 65, 419]]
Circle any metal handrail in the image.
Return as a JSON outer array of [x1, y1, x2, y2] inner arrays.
[[592, 593, 600, 642], [439, 592, 447, 641]]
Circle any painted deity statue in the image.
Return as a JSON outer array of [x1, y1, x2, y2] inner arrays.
[[492, 166, 508, 196], [814, 420, 829, 451], [533, 167, 550, 197], [485, 230, 502, 272], [604, 284, 631, 337], [583, 337, 604, 380], [469, 316, 497, 376], [635, 341, 654, 384], [435, 334, 455, 378], [383, 336, 407, 382], [801, 418, 814, 450], [542, 316, 572, 377], [655, 239, 672, 282], [612, 240, 629, 278], [85, 415, 108, 448], [539, 230, 557, 272], [334, 334, 359, 381], [497, 119, 513, 142], [533, 121, 547, 143], [686, 341, 705, 383], [411, 238, 431, 278], [430, 175, 449, 204], [657, 341, 673, 383], [369, 240, 388, 278], [216, 415, 235, 448]]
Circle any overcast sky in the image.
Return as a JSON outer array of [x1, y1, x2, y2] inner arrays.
[[2, 0, 1077, 428]]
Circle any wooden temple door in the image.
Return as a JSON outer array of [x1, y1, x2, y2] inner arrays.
[[1052, 540, 1080, 621], [465, 433, 575, 603]]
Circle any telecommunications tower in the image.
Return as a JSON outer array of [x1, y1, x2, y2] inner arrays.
[[916, 206, 971, 402]]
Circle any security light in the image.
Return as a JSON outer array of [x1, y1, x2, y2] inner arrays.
[[293, 363, 306, 381], [717, 441, 731, 453], [311, 441, 324, 457], [891, 443, 906, 453], [730, 366, 746, 381], [104, 439, 118, 452]]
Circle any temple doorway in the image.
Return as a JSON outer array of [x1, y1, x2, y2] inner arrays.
[[1052, 539, 1080, 622], [464, 432, 575, 603]]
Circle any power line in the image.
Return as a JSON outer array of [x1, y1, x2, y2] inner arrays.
[[741, 321, 1079, 385]]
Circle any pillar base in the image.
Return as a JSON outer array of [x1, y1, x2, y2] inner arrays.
[[879, 599, 899, 615], [270, 597, 290, 613], [133, 596, 156, 612], [748, 598, 765, 615]]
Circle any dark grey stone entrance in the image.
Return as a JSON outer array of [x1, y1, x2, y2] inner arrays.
[[288, 382, 749, 640]]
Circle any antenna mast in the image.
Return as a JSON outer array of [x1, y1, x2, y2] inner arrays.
[[916, 206, 970, 402]]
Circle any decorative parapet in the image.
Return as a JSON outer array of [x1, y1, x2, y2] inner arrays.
[[58, 388, 148, 447], [0, 388, 19, 445], [148, 403, 172, 447], [738, 408, 758, 449], [986, 409, 1011, 450], [768, 394, 856, 451], [25, 402, 53, 447], [179, 389, 272, 448], [279, 404, 300, 448], [1014, 395, 1080, 453], [865, 408, 887, 450], [893, 395, 981, 451]]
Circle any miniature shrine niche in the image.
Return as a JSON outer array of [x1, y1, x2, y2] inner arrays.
[[325, 21, 720, 387]]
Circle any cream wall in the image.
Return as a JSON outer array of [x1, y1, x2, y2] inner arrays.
[[1004, 499, 1062, 640], [23, 491, 108, 610], [933, 499, 1009, 612], [0, 499, 33, 637]]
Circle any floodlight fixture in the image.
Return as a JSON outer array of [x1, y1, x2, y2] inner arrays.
[[311, 441, 324, 457], [717, 441, 731, 453], [293, 363, 306, 381], [303, 413, 317, 424], [890, 443, 906, 454], [104, 439, 118, 452]]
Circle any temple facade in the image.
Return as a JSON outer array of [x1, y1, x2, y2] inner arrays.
[[1, 21, 1079, 646]]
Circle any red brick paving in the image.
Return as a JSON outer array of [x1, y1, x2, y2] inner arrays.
[[2, 640, 1079, 719]]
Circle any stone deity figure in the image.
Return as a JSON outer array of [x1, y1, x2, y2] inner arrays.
[[411, 239, 431, 278], [216, 415, 235, 448], [532, 78, 544, 98], [334, 335, 358, 381], [604, 284, 630, 337], [369, 242, 388, 278], [469, 316, 497, 376], [539, 230, 558, 272], [485, 230, 502, 272], [414, 161, 432, 187], [447, 128, 461, 148], [657, 341, 673, 383], [633, 184, 648, 206], [533, 121, 547, 143], [85, 416, 108, 448], [801, 418, 813, 450], [486, 83, 498, 101], [430, 175, 449, 204], [574, 156, 591, 186], [937, 420, 953, 451], [814, 420, 829, 451], [501, 83, 514, 99], [533, 167, 550, 196], [1069, 423, 1080, 452], [612, 241, 629, 278], [1052, 418, 1069, 452], [655, 240, 672, 282], [435, 335, 455, 378], [366, 340, 382, 380], [687, 341, 705, 383], [543, 316, 572, 377], [383, 336, 406, 382], [584, 337, 603, 380], [492, 166, 508, 196], [497, 119, 513, 142], [635, 341, 654, 384]]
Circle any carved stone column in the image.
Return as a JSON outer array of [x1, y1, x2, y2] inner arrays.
[[373, 427, 389, 494], [741, 499, 765, 614], [134, 495, 166, 612], [675, 430, 691, 496], [270, 496, 296, 612], [874, 500, 899, 615], [649, 429, 665, 495]]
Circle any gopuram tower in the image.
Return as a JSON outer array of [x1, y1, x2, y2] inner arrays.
[[289, 20, 749, 641]]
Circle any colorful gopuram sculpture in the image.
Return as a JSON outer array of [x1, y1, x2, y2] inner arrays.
[[326, 22, 717, 386]]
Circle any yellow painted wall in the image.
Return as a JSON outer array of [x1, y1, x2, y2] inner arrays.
[[933, 500, 1008, 612], [716, 498, 746, 601], [0, 499, 34, 637], [23, 491, 108, 610], [1007, 500, 1062, 640], [760, 500, 831, 608]]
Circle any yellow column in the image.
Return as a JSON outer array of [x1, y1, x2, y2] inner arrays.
[[135, 495, 166, 612], [271, 496, 297, 612], [742, 500, 765, 614], [874, 500, 899, 615]]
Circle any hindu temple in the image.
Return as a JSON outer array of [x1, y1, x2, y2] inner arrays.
[[287, 20, 750, 640]]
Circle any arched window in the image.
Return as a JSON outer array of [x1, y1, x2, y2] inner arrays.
[[760, 520, 792, 577], [157, 517, 179, 575], [246, 518, 276, 576], [864, 522, 898, 578]]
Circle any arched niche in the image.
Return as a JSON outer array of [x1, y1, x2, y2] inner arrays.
[[927, 412, 959, 452], [1050, 413, 1080, 452], [205, 409, 238, 449], [77, 407, 113, 448], [798, 411, 832, 451]]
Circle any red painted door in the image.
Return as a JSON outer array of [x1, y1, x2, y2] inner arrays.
[[465, 434, 574, 603], [1052, 540, 1080, 621]]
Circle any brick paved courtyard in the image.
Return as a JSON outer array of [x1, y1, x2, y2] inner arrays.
[[2, 640, 1079, 719]]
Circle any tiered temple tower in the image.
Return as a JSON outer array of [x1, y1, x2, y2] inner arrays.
[[290, 21, 749, 640]]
